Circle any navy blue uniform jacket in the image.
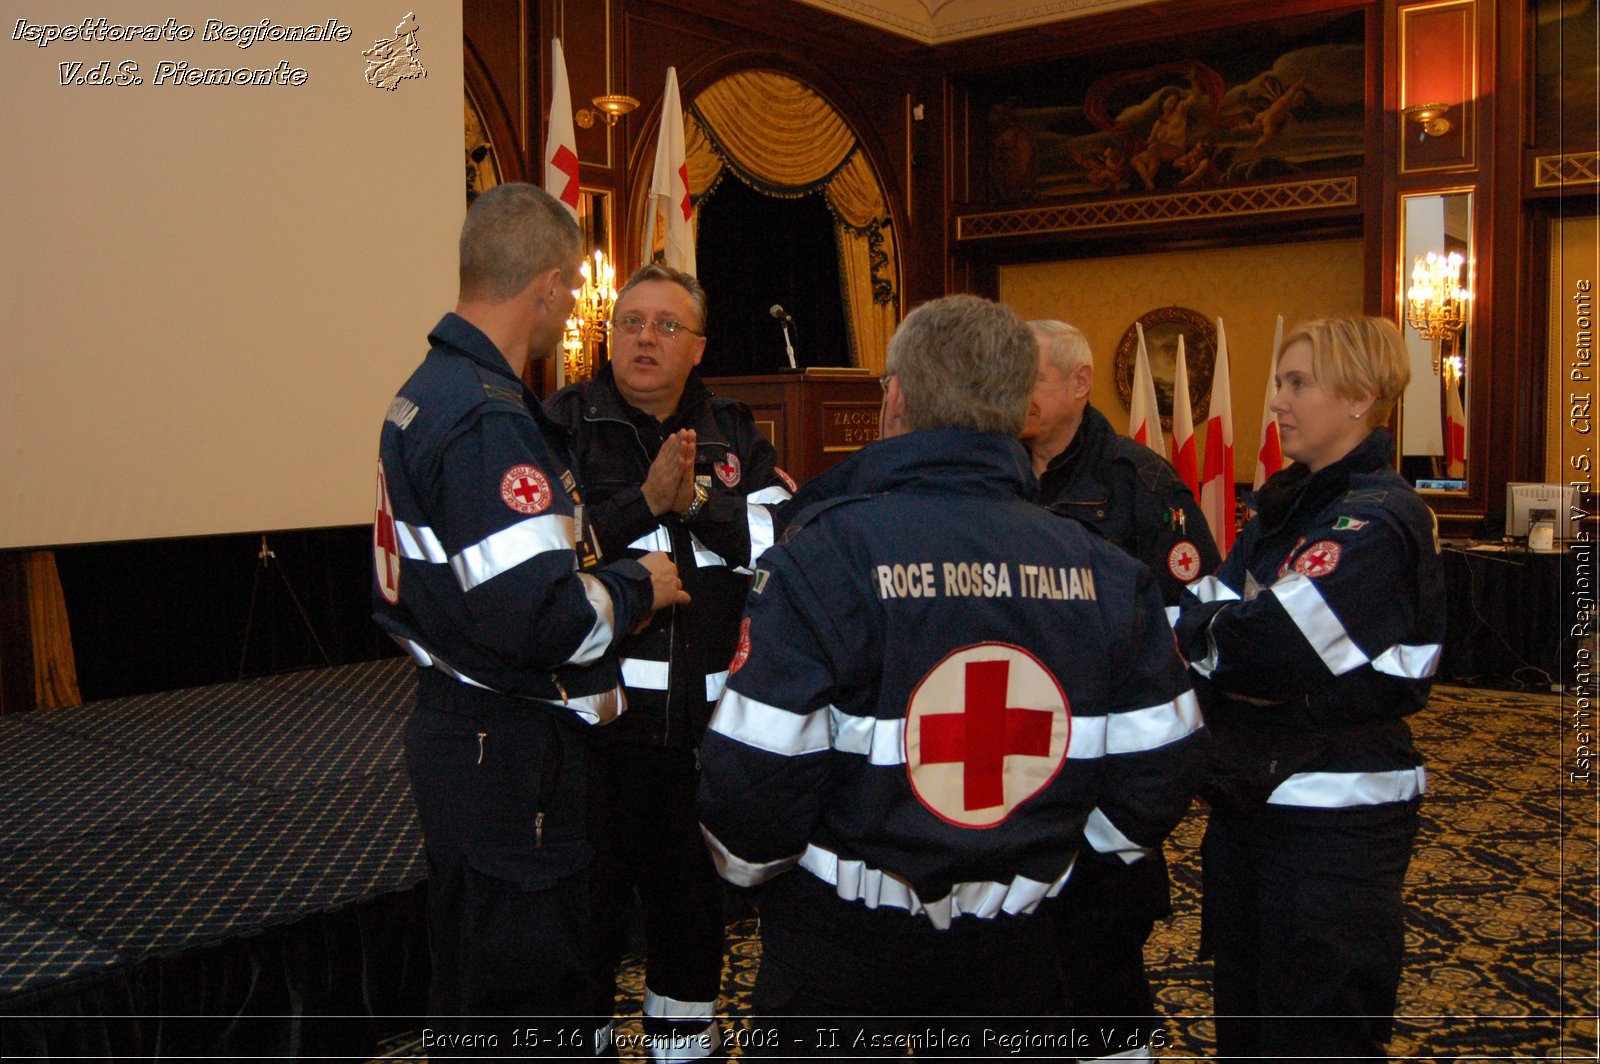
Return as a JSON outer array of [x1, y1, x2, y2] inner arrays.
[[697, 429, 1205, 929], [372, 314, 653, 723], [1174, 430, 1444, 811]]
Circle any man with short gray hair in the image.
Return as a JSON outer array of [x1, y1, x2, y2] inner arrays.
[[697, 295, 1204, 1050], [1024, 319, 1218, 606], [1024, 317, 1217, 1061]]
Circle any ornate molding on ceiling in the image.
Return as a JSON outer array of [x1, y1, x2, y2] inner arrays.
[[793, 0, 1155, 44]]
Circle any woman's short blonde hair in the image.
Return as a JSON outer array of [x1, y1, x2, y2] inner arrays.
[[1281, 316, 1411, 425]]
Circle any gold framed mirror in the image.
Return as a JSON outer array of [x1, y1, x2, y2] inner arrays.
[[1398, 188, 1473, 493]]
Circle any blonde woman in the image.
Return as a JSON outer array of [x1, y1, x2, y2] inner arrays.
[[1175, 317, 1446, 1061]]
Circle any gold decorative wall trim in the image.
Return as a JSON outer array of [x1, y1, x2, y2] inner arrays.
[[955, 177, 1360, 241], [1534, 152, 1600, 189]]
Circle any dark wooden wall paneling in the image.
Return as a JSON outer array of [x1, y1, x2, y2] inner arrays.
[[459, 0, 1563, 535], [465, 0, 534, 175]]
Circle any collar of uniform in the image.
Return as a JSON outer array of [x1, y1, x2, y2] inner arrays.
[[1256, 428, 1396, 531], [581, 365, 727, 446], [1039, 403, 1113, 498], [846, 427, 1034, 499], [427, 312, 522, 385]]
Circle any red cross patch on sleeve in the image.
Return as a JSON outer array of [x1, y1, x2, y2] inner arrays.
[[500, 465, 552, 515], [373, 461, 401, 605], [1292, 539, 1342, 578], [728, 617, 752, 675]]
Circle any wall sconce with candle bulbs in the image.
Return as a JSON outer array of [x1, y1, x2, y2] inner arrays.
[[561, 249, 617, 385]]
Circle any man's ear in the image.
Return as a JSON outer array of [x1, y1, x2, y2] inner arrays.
[[1073, 362, 1094, 400], [519, 266, 559, 311], [543, 266, 568, 303], [880, 374, 909, 439]]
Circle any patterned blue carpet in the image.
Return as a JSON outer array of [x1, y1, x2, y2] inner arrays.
[[0, 663, 1590, 1059], [384, 684, 1598, 1061]]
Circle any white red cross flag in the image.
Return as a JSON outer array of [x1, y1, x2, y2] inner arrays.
[[1445, 372, 1467, 479], [1201, 316, 1237, 554], [642, 66, 696, 275], [542, 38, 580, 220], [1170, 333, 1199, 499], [1253, 315, 1285, 491], [1129, 322, 1166, 458]]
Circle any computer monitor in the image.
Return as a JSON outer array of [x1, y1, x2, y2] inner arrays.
[[1505, 482, 1578, 539]]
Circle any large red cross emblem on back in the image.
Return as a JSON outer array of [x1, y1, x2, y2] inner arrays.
[[905, 643, 1070, 828]]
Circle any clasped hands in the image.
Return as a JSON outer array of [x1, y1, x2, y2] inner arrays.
[[642, 429, 699, 517], [635, 430, 698, 628]]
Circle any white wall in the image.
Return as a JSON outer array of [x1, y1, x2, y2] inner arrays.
[[1, 2, 463, 547]]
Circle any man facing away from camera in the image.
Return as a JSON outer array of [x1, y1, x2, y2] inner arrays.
[[696, 295, 1204, 1056]]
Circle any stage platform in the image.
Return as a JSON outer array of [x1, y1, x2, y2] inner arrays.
[[0, 658, 429, 1059]]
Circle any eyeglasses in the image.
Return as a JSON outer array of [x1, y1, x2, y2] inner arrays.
[[612, 316, 703, 339], [879, 373, 895, 394]]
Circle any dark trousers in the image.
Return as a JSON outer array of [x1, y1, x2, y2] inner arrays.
[[1201, 800, 1421, 1064], [589, 743, 727, 1054], [404, 671, 602, 1060], [1051, 850, 1171, 1055], [749, 872, 1066, 1060]]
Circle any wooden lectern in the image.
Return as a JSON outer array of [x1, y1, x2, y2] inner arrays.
[[703, 368, 881, 485]]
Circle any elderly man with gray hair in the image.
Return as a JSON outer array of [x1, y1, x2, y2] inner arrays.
[[1023, 317, 1217, 1061], [697, 295, 1204, 1054]]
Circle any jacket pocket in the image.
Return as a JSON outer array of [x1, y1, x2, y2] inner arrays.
[[465, 837, 592, 892]]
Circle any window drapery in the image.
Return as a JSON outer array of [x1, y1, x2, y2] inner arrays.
[[682, 70, 899, 371]]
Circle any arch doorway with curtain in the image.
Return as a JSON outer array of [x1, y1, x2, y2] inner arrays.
[[696, 169, 850, 376], [636, 69, 900, 374]]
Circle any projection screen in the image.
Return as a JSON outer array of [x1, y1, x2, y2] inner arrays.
[[1, 2, 463, 548]]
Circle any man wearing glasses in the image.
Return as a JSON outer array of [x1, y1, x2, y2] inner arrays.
[[547, 264, 793, 1060]]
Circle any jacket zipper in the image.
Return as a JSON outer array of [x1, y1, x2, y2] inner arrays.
[[587, 410, 680, 748]]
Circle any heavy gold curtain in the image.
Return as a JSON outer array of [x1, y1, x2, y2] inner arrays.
[[684, 70, 898, 371]]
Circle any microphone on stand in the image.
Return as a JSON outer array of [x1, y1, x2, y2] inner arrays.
[[769, 304, 798, 370]]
